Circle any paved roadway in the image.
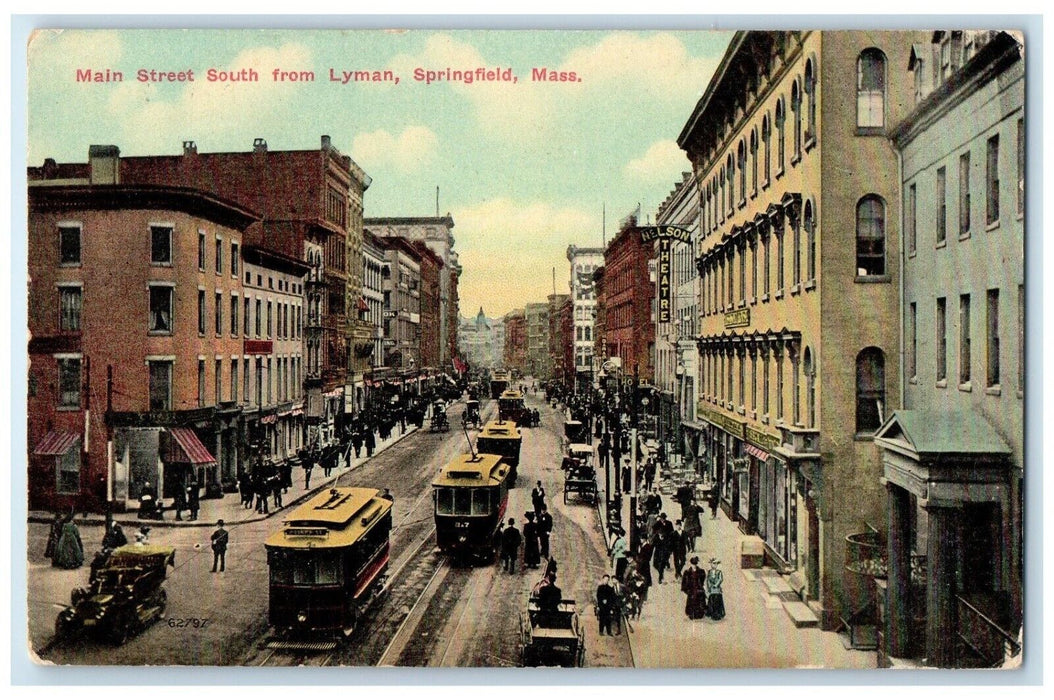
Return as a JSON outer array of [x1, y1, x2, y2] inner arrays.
[[29, 390, 632, 668]]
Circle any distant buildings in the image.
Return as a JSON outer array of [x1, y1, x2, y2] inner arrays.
[[566, 245, 604, 392], [459, 308, 504, 370]]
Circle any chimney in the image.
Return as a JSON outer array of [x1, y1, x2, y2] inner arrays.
[[42, 158, 58, 179], [253, 138, 268, 153], [321, 135, 331, 151], [183, 141, 197, 155], [87, 144, 120, 185]]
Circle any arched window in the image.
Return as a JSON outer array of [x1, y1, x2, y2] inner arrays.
[[712, 178, 720, 229], [791, 79, 802, 159], [750, 128, 759, 195], [738, 140, 747, 204], [804, 199, 816, 281], [726, 155, 735, 213], [762, 114, 771, 185], [719, 170, 726, 223], [856, 195, 886, 276], [775, 98, 786, 172], [857, 49, 886, 129], [804, 58, 817, 143], [856, 347, 885, 433], [803, 347, 816, 428]]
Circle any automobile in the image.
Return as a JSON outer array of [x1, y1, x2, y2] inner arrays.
[[54, 544, 175, 646]]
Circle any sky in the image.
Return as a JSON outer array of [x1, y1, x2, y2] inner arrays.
[[26, 28, 731, 317]]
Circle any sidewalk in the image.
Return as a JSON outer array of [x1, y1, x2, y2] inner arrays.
[[595, 443, 877, 669], [29, 420, 424, 530]]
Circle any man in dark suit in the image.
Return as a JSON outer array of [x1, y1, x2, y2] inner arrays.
[[501, 518, 522, 574], [210, 519, 229, 573], [595, 575, 618, 636]]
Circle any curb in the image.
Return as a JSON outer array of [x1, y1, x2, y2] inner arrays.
[[28, 424, 422, 529]]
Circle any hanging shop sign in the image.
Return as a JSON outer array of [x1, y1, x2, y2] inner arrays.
[[700, 407, 745, 439], [724, 308, 750, 329], [637, 225, 693, 244], [657, 237, 672, 322], [745, 426, 781, 452]]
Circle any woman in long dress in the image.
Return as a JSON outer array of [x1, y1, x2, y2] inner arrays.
[[52, 516, 84, 569], [681, 556, 708, 619], [705, 558, 725, 620], [522, 512, 541, 569]]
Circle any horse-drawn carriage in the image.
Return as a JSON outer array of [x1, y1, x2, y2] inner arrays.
[[562, 443, 597, 505], [430, 401, 450, 432], [519, 597, 586, 667], [54, 544, 175, 645], [462, 399, 481, 429]]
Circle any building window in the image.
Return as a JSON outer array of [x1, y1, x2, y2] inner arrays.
[[244, 297, 251, 336], [727, 352, 733, 404], [750, 352, 757, 411], [737, 352, 745, 408], [960, 293, 972, 384], [57, 357, 81, 408], [776, 352, 784, 421], [149, 360, 173, 411], [726, 156, 735, 214], [231, 359, 239, 404], [738, 140, 747, 205], [762, 114, 771, 185], [255, 299, 262, 337], [792, 353, 801, 425], [255, 358, 263, 407], [60, 225, 81, 265], [215, 292, 223, 335], [906, 182, 917, 256], [803, 200, 816, 282], [856, 348, 886, 434], [1017, 118, 1024, 216], [763, 233, 771, 296], [804, 58, 817, 144], [243, 360, 251, 403], [198, 359, 206, 407], [792, 217, 802, 287], [763, 351, 771, 417], [791, 79, 802, 160], [750, 129, 759, 195], [986, 134, 1000, 226], [987, 289, 1000, 388], [937, 297, 947, 382], [750, 241, 758, 301], [267, 357, 273, 405], [149, 285, 173, 333], [959, 151, 971, 235], [856, 195, 886, 276], [214, 238, 222, 274], [231, 242, 239, 277], [198, 231, 206, 270], [231, 296, 239, 336], [215, 359, 223, 405], [857, 49, 886, 129], [803, 347, 815, 428], [908, 302, 917, 380], [776, 229, 785, 291], [59, 286, 82, 332], [937, 167, 947, 245], [775, 99, 786, 173], [151, 226, 172, 265], [739, 245, 746, 304], [56, 445, 80, 495], [197, 290, 206, 335]]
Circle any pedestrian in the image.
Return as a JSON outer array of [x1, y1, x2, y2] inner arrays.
[[364, 428, 376, 457], [609, 575, 625, 635], [351, 429, 363, 459], [707, 489, 720, 519], [681, 556, 708, 620], [44, 512, 63, 561], [636, 538, 653, 591], [652, 528, 669, 585], [187, 482, 200, 521], [501, 518, 521, 574], [173, 480, 188, 521], [671, 520, 688, 577], [270, 472, 283, 509], [595, 574, 618, 636], [255, 473, 270, 514], [597, 438, 610, 476], [381, 488, 394, 504], [621, 462, 631, 494], [683, 500, 702, 552], [280, 460, 293, 493], [51, 512, 84, 569], [626, 569, 647, 619], [239, 472, 254, 509], [322, 446, 334, 478], [643, 458, 656, 492], [705, 558, 725, 620], [544, 555, 558, 581], [303, 455, 314, 490], [537, 506, 553, 559], [531, 481, 546, 515], [645, 488, 663, 516], [609, 527, 629, 582], [101, 522, 127, 550], [523, 512, 541, 569], [210, 519, 229, 573]]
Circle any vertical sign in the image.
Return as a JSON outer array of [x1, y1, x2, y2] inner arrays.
[[657, 237, 672, 323]]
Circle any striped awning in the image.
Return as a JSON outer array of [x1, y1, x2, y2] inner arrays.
[[744, 443, 771, 462], [33, 430, 80, 456], [168, 427, 217, 465]]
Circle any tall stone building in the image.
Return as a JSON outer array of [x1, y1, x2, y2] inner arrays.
[[879, 31, 1024, 668], [503, 308, 527, 375], [525, 302, 550, 379], [679, 30, 927, 629], [566, 245, 604, 392]]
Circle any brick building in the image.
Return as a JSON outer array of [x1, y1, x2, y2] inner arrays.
[[548, 294, 574, 390], [525, 302, 550, 379], [503, 308, 527, 375], [601, 218, 656, 385], [28, 169, 259, 512], [413, 241, 444, 369]]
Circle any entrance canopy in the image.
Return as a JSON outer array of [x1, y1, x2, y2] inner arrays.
[[167, 427, 217, 465]]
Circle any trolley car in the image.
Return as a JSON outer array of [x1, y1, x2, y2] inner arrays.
[[498, 389, 529, 425], [433, 453, 512, 563], [489, 369, 511, 400], [476, 420, 522, 485], [265, 487, 393, 639]]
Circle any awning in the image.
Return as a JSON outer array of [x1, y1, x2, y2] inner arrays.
[[168, 427, 217, 465], [260, 414, 278, 425], [744, 443, 771, 462], [33, 429, 80, 456]]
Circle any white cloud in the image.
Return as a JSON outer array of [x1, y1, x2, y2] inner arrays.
[[624, 139, 690, 182], [453, 198, 595, 315], [105, 43, 314, 153], [29, 29, 124, 74], [352, 126, 438, 173]]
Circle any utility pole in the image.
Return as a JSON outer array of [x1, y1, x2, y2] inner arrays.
[[629, 362, 640, 554]]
